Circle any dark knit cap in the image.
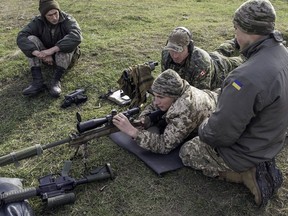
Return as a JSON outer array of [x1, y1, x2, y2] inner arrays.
[[233, 0, 275, 35], [39, 0, 60, 16], [151, 69, 184, 97]]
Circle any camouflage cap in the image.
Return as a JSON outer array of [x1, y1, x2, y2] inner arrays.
[[151, 69, 184, 97], [233, 0, 275, 35], [163, 27, 192, 52]]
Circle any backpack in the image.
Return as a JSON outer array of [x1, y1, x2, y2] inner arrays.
[[117, 61, 158, 107]]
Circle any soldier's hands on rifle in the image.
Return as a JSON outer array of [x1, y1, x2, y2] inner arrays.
[[112, 113, 139, 139]]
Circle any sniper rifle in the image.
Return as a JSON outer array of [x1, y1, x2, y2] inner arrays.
[[0, 108, 165, 167], [0, 107, 140, 167]]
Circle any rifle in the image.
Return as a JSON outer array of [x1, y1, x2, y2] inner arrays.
[[0, 161, 114, 208], [0, 107, 166, 167], [0, 107, 140, 167]]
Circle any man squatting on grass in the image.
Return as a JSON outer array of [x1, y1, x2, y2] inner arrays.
[[180, 0, 288, 207], [17, 0, 82, 97], [114, 0, 288, 207], [161, 26, 245, 90]]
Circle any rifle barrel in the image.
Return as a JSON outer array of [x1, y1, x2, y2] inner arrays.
[[0, 187, 37, 204], [0, 137, 71, 167]]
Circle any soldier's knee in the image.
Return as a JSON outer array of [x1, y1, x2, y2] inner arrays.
[[179, 139, 198, 163], [27, 35, 39, 43]]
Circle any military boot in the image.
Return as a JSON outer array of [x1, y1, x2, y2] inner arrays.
[[22, 67, 45, 96], [218, 171, 243, 183], [241, 163, 273, 207], [49, 66, 65, 98]]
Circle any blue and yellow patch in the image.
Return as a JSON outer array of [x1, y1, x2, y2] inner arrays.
[[232, 80, 243, 90]]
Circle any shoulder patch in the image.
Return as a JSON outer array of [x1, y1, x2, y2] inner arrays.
[[232, 80, 243, 90]]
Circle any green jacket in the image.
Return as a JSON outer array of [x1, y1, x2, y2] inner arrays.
[[161, 46, 216, 90], [161, 42, 244, 90], [17, 11, 82, 58]]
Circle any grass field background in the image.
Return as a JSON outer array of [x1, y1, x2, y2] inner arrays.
[[0, 0, 288, 215]]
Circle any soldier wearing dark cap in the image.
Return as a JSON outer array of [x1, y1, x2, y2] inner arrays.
[[161, 27, 244, 90], [17, 0, 82, 97], [180, 0, 288, 207], [113, 69, 218, 154]]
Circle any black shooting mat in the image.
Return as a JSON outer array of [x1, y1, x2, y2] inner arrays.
[[109, 132, 184, 176]]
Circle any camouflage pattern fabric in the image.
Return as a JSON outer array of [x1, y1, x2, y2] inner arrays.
[[151, 69, 184, 97], [179, 136, 233, 177], [27, 35, 76, 69], [134, 80, 218, 154], [233, 0, 275, 35], [117, 63, 154, 107], [164, 27, 191, 52], [161, 41, 244, 90], [209, 51, 245, 89], [215, 38, 240, 57]]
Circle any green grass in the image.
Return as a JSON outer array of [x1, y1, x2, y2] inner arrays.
[[1, 0, 288, 215]]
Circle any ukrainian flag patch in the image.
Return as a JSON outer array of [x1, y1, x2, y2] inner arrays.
[[232, 80, 243, 90]]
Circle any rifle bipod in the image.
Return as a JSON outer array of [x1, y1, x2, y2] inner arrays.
[[70, 142, 89, 170]]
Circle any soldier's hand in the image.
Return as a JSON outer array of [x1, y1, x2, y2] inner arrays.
[[113, 113, 139, 138], [42, 56, 54, 65]]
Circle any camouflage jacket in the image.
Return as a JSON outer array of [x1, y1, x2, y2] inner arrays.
[[161, 46, 216, 90], [161, 43, 244, 91], [135, 80, 218, 154], [17, 11, 82, 58]]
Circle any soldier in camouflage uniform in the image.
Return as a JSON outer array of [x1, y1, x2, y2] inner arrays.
[[17, 0, 82, 97], [161, 27, 244, 90], [113, 69, 217, 154], [180, 0, 288, 207]]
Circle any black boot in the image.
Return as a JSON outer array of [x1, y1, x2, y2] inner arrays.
[[49, 66, 65, 98], [22, 67, 45, 96]]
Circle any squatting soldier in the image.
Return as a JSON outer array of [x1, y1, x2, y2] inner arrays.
[[17, 0, 82, 97], [179, 0, 288, 207], [161, 26, 244, 90], [113, 69, 218, 154]]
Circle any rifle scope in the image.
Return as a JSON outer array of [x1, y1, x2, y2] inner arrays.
[[77, 107, 140, 133]]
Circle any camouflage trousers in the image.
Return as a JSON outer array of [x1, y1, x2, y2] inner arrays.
[[216, 38, 240, 57], [179, 136, 233, 177], [27, 35, 75, 69], [209, 38, 246, 88]]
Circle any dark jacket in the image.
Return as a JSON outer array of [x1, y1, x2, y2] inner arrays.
[[17, 11, 82, 58], [199, 32, 288, 172]]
